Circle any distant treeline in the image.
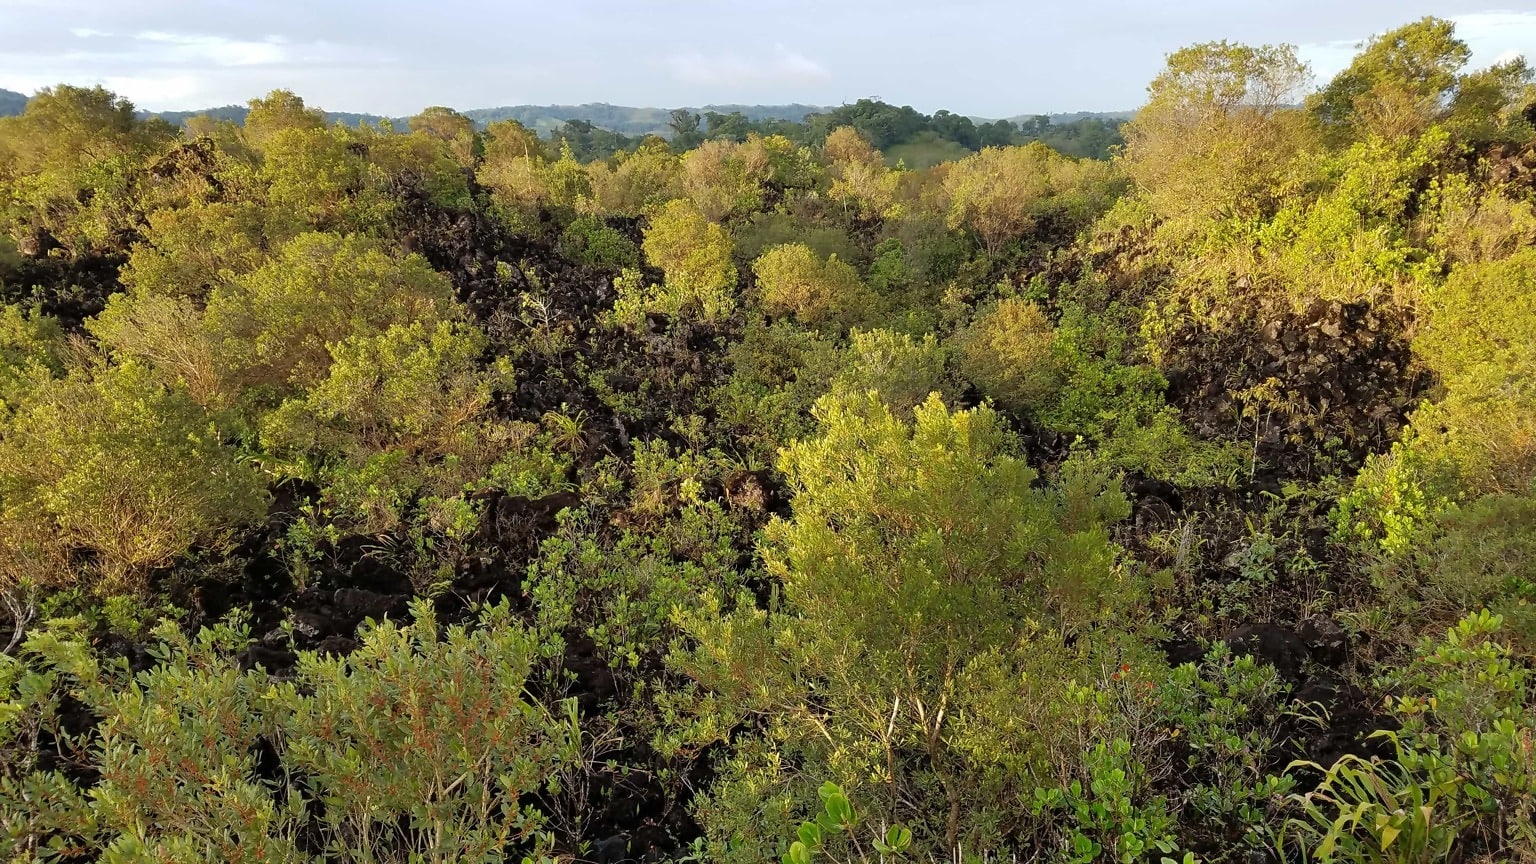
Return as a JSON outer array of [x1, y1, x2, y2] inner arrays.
[[0, 87, 1128, 162]]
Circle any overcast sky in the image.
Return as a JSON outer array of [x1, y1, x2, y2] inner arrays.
[[3, 1, 1536, 116]]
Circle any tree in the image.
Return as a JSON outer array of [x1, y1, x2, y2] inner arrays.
[[630, 198, 738, 322], [261, 319, 515, 532], [243, 89, 326, 150], [955, 298, 1061, 411], [751, 243, 873, 329], [943, 144, 1121, 256], [682, 138, 770, 222], [1310, 17, 1470, 143], [477, 120, 551, 226], [1120, 42, 1313, 236], [120, 200, 275, 299], [204, 232, 455, 399], [0, 363, 266, 592], [587, 137, 682, 216], [674, 393, 1130, 854], [831, 328, 957, 417], [408, 105, 480, 168], [824, 126, 900, 220], [0, 85, 174, 250], [0, 304, 64, 414], [669, 108, 704, 150]]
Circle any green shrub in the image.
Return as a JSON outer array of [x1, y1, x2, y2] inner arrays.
[[1280, 611, 1536, 862], [2, 600, 575, 862], [0, 304, 64, 413], [752, 243, 874, 329], [671, 393, 1134, 856], [560, 215, 639, 268], [955, 297, 1061, 411], [831, 328, 955, 417], [1422, 494, 1536, 651], [734, 212, 859, 266], [261, 319, 516, 534], [620, 199, 738, 323], [205, 231, 456, 401], [0, 363, 267, 594]]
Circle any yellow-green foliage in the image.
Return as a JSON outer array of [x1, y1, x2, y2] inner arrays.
[[1421, 175, 1536, 266], [242, 89, 327, 151], [0, 85, 175, 250], [259, 126, 382, 231], [407, 105, 480, 169], [0, 363, 266, 592], [4, 601, 574, 860], [943, 143, 1122, 256], [672, 393, 1132, 854], [0, 305, 65, 413], [1419, 496, 1536, 651], [682, 138, 771, 222], [680, 134, 816, 223], [751, 243, 873, 328], [121, 200, 278, 299], [365, 125, 474, 210], [587, 138, 682, 216], [956, 297, 1061, 411], [262, 319, 516, 531], [1310, 17, 1472, 144], [88, 293, 222, 408], [625, 198, 738, 322], [1341, 248, 1536, 553], [476, 120, 550, 224], [1119, 42, 1313, 241], [204, 231, 455, 399], [1254, 130, 1446, 309], [831, 328, 956, 417]]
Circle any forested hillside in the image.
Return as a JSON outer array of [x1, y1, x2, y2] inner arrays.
[[2, 16, 1535, 864]]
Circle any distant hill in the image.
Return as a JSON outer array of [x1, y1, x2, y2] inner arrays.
[[0, 88, 27, 118], [0, 88, 1132, 160], [462, 103, 829, 136], [131, 102, 832, 136], [1005, 110, 1137, 125]]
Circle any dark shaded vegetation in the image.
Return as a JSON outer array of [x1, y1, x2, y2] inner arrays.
[[3, 16, 1536, 864]]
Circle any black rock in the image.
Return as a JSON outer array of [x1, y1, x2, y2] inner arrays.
[[238, 643, 297, 674], [1298, 616, 1348, 666], [1224, 623, 1310, 682]]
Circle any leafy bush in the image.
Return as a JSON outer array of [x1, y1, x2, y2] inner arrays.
[[0, 304, 64, 413], [671, 393, 1134, 856], [830, 328, 955, 417], [2, 600, 576, 861], [1280, 611, 1536, 862], [621, 198, 738, 323], [955, 297, 1060, 411], [752, 243, 874, 329], [560, 215, 639, 268], [0, 363, 266, 593], [204, 231, 456, 401], [261, 319, 515, 534]]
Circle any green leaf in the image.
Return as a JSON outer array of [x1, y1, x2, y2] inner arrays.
[[798, 822, 823, 850]]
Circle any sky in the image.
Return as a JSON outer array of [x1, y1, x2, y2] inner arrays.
[[3, 1, 1536, 117]]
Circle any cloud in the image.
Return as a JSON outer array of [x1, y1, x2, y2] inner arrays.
[[665, 44, 830, 87], [133, 31, 293, 67]]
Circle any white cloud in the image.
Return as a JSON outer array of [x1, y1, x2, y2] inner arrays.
[[134, 31, 293, 67], [100, 74, 204, 104], [665, 44, 830, 87]]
